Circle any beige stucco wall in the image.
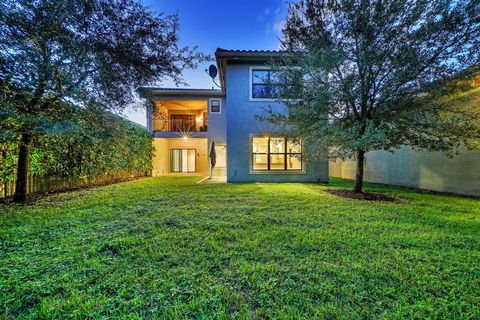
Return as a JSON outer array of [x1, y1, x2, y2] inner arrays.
[[329, 146, 480, 196], [152, 138, 169, 176], [152, 138, 209, 176]]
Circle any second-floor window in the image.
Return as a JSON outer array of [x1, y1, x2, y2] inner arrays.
[[251, 68, 278, 100], [210, 99, 221, 114]]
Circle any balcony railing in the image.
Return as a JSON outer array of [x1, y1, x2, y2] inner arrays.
[[152, 118, 208, 132]]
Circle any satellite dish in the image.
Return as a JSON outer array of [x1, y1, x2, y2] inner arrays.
[[208, 64, 218, 79], [205, 64, 220, 88]]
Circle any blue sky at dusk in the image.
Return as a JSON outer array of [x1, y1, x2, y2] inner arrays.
[[124, 0, 290, 125]]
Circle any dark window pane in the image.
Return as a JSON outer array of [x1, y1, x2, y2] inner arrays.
[[252, 69, 279, 99], [252, 70, 270, 84], [252, 84, 277, 99], [210, 100, 220, 113], [252, 70, 279, 83]]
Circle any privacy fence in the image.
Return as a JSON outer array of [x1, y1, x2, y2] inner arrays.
[[0, 170, 146, 199], [330, 146, 480, 197], [0, 115, 152, 199]]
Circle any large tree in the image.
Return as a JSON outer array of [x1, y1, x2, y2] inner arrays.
[[0, 0, 206, 202], [261, 0, 480, 193]]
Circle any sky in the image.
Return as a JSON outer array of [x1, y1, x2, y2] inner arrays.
[[123, 0, 289, 126]]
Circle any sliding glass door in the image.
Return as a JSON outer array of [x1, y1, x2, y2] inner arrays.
[[170, 149, 196, 173]]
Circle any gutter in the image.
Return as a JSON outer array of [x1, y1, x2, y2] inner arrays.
[[137, 87, 225, 98]]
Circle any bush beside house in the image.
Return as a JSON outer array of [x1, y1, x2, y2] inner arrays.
[[0, 112, 152, 198]]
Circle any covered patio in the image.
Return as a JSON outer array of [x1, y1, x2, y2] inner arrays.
[[152, 138, 209, 176]]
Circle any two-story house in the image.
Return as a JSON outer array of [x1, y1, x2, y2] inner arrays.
[[139, 49, 329, 182]]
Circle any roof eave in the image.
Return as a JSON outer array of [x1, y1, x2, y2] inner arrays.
[[137, 87, 225, 98], [215, 52, 284, 59], [215, 55, 227, 94]]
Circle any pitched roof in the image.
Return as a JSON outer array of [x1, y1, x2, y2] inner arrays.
[[215, 48, 284, 58], [216, 48, 281, 54]]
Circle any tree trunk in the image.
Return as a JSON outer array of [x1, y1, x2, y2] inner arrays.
[[353, 149, 365, 193], [12, 133, 31, 203], [2, 148, 7, 198]]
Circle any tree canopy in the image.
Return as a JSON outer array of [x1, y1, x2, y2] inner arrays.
[[0, 0, 206, 202], [261, 0, 480, 192]]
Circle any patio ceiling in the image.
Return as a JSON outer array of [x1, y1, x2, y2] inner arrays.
[[154, 100, 208, 111]]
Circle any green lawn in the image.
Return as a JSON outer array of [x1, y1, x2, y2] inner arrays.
[[1, 177, 479, 319]]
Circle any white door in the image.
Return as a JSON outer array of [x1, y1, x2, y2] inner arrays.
[[214, 145, 226, 168]]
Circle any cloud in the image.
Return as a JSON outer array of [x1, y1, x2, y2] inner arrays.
[[265, 2, 289, 38], [257, 7, 271, 21]]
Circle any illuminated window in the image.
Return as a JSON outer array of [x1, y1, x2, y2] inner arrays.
[[252, 136, 302, 171]]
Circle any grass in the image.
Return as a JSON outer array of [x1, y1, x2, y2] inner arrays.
[[0, 177, 479, 319]]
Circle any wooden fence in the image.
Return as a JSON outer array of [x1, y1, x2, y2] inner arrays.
[[0, 170, 148, 199]]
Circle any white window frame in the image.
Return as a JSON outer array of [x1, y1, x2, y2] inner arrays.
[[249, 66, 277, 102], [209, 98, 222, 114]]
